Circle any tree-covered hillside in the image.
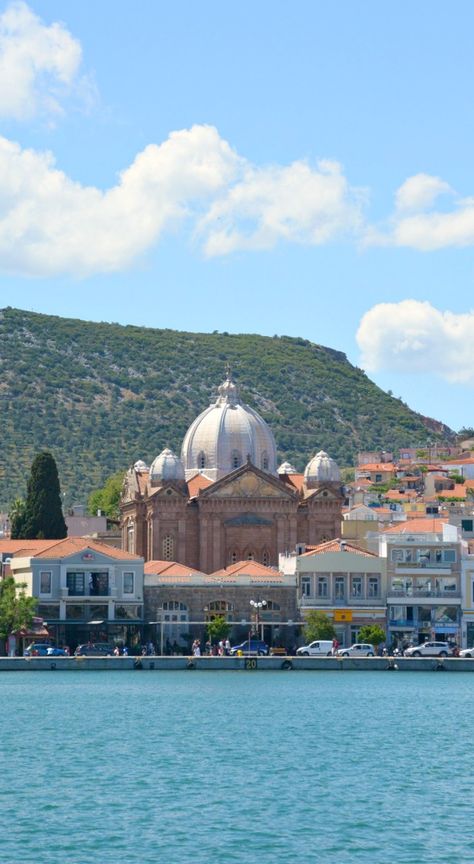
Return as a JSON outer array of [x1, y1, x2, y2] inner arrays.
[[0, 307, 452, 508]]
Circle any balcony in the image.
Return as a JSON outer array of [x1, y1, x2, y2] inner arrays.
[[300, 595, 382, 607], [388, 587, 460, 598]]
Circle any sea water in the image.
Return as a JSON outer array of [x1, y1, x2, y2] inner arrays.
[[1, 669, 473, 864]]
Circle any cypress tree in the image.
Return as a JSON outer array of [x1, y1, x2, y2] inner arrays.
[[20, 452, 67, 539]]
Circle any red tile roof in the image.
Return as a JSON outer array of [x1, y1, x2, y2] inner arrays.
[[357, 462, 396, 472], [300, 538, 378, 558], [187, 473, 214, 497], [15, 537, 142, 560], [280, 473, 305, 492], [383, 518, 448, 534], [144, 560, 205, 577]]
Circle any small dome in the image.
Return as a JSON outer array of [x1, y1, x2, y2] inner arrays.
[[134, 459, 149, 472], [149, 448, 185, 484], [278, 461, 297, 474], [181, 370, 278, 481], [304, 450, 341, 487]]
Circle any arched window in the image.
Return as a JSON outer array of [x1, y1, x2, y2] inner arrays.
[[197, 451, 206, 470], [205, 600, 234, 621], [127, 522, 135, 554], [246, 550, 255, 561], [231, 450, 242, 470], [262, 549, 270, 566], [261, 451, 269, 471], [162, 534, 174, 561], [229, 549, 239, 564], [265, 600, 280, 611]]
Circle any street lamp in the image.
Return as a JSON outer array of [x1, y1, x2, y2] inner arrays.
[[250, 599, 267, 641]]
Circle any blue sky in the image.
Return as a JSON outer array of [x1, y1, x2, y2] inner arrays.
[[0, 0, 473, 430]]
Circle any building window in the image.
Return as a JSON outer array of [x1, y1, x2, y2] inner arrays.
[[123, 572, 134, 595], [443, 550, 456, 563], [127, 522, 135, 554], [335, 576, 345, 600], [351, 575, 363, 597], [301, 577, 311, 597], [205, 601, 233, 621], [462, 519, 473, 532], [246, 550, 255, 561], [317, 576, 328, 597], [262, 550, 270, 566], [231, 450, 242, 470], [39, 571, 52, 595], [229, 549, 239, 564], [261, 451, 269, 471], [198, 451, 206, 470], [162, 534, 174, 561], [391, 549, 403, 562], [67, 572, 85, 596], [368, 576, 380, 598]]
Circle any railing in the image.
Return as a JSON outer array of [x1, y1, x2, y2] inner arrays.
[[388, 589, 461, 598], [395, 562, 454, 570], [65, 587, 111, 597], [300, 595, 382, 606]]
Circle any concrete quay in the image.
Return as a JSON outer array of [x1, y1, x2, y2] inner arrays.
[[1, 655, 474, 672]]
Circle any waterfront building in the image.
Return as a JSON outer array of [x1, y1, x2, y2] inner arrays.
[[144, 558, 298, 651], [121, 370, 344, 571], [283, 538, 387, 647], [8, 537, 144, 649], [379, 519, 462, 647]]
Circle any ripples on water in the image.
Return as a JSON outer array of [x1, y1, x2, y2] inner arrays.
[[1, 670, 473, 863]]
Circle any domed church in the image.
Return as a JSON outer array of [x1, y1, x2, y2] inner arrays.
[[121, 370, 344, 570]]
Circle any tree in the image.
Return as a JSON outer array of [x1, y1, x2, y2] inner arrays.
[[303, 610, 336, 643], [12, 452, 67, 540], [8, 497, 26, 539], [88, 471, 124, 520], [0, 577, 37, 650], [206, 615, 230, 644], [357, 624, 386, 647]]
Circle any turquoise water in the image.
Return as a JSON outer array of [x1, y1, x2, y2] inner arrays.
[[2, 670, 474, 864]]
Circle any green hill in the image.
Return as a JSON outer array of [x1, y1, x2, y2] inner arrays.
[[0, 307, 453, 508]]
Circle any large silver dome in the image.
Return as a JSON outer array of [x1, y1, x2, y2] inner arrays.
[[304, 450, 341, 487], [181, 372, 278, 481]]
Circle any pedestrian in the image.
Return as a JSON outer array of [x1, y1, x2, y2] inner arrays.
[[122, 645, 128, 656], [224, 637, 231, 655], [113, 646, 120, 656]]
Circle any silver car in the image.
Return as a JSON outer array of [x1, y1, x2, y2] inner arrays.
[[337, 643, 375, 657], [404, 641, 450, 657]]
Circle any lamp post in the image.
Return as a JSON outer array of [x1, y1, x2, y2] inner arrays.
[[250, 599, 267, 641]]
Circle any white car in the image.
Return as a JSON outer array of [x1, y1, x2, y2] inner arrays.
[[337, 643, 375, 657], [296, 640, 334, 656], [404, 641, 451, 657], [459, 648, 474, 658]]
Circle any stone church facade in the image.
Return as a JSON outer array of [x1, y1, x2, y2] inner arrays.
[[120, 372, 344, 570]]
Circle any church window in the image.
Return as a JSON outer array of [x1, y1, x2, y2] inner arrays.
[[247, 550, 255, 561], [261, 451, 269, 471], [205, 600, 234, 621], [231, 450, 242, 470], [127, 522, 135, 554], [162, 534, 174, 561], [262, 550, 270, 566], [230, 550, 239, 564], [198, 451, 206, 470]]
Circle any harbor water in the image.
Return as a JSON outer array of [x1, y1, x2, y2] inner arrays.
[[2, 669, 473, 863]]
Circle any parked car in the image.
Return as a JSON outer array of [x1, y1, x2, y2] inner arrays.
[[296, 640, 334, 656], [404, 641, 451, 657], [74, 642, 114, 656], [24, 643, 52, 656], [46, 647, 68, 656], [337, 643, 375, 657], [459, 647, 474, 658], [230, 640, 269, 656]]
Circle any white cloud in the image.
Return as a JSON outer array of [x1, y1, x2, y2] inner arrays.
[[198, 158, 366, 257], [357, 300, 474, 384], [0, 125, 240, 275], [395, 173, 452, 212], [0, 1, 83, 119]]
